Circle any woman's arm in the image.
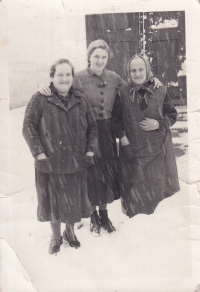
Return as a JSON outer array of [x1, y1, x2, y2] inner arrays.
[[158, 90, 178, 129], [153, 77, 162, 89], [140, 89, 177, 131], [84, 98, 98, 154], [112, 92, 128, 142], [38, 83, 51, 96], [22, 94, 45, 158]]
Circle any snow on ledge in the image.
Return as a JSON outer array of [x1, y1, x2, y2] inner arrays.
[[150, 19, 178, 30]]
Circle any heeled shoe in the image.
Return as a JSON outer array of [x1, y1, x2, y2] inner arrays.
[[99, 210, 116, 233], [48, 236, 63, 254], [63, 231, 81, 249]]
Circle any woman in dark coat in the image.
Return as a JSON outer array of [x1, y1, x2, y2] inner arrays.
[[112, 55, 180, 218], [23, 59, 97, 254], [38, 40, 161, 236]]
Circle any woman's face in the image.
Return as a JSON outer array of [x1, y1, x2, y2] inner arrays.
[[89, 48, 108, 75], [52, 63, 73, 95], [129, 58, 147, 85]]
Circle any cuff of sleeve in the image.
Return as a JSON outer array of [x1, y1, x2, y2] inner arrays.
[[157, 119, 167, 130], [86, 145, 95, 153], [118, 130, 126, 140], [32, 145, 45, 158]]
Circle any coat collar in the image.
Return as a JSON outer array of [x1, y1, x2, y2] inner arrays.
[[47, 83, 82, 112], [87, 67, 106, 77]]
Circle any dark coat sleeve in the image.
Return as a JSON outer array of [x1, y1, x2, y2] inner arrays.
[[116, 73, 125, 88], [112, 92, 126, 140], [84, 97, 98, 152], [22, 93, 45, 157], [158, 90, 178, 130]]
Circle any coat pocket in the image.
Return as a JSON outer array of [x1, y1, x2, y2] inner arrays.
[[35, 156, 54, 174], [73, 154, 94, 169]]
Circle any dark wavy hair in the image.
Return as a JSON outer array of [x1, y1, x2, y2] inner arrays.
[[50, 59, 75, 78]]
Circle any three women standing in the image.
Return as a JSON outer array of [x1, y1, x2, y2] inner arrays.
[[38, 40, 162, 236]]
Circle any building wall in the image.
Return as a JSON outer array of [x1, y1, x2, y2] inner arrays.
[[4, 0, 88, 109], [0, 0, 199, 110]]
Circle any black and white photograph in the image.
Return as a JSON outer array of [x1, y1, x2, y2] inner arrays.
[[0, 0, 200, 292]]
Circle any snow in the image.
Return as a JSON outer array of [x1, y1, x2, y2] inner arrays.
[[178, 60, 186, 77], [0, 239, 37, 292], [0, 101, 200, 292], [150, 19, 178, 30]]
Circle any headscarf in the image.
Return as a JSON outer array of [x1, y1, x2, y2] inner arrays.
[[127, 55, 154, 110]]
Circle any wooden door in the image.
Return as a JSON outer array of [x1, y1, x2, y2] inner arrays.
[[144, 11, 186, 105], [85, 12, 186, 105], [85, 13, 140, 81]]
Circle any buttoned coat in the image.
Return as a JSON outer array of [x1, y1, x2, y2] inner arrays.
[[23, 85, 97, 174], [73, 68, 125, 205], [112, 82, 180, 217], [74, 68, 124, 120]]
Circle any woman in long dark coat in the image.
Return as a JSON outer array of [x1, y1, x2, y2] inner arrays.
[[23, 59, 97, 254], [112, 55, 180, 218], [38, 41, 162, 236]]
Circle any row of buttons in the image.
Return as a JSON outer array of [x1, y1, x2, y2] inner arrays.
[[96, 91, 104, 117]]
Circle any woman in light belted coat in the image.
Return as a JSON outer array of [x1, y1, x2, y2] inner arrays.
[[23, 59, 97, 254], [38, 40, 161, 236]]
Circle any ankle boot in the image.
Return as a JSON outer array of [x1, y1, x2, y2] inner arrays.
[[90, 210, 101, 236], [99, 210, 116, 233]]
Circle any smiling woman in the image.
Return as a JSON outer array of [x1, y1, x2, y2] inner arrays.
[[49, 59, 74, 96], [129, 56, 148, 85], [22, 58, 97, 254]]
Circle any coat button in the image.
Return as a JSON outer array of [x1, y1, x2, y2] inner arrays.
[[100, 107, 104, 111], [99, 113, 103, 117], [100, 91, 104, 95], [101, 99, 105, 103]]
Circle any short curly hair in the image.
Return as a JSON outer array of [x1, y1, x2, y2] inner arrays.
[[50, 59, 75, 78], [87, 39, 112, 66]]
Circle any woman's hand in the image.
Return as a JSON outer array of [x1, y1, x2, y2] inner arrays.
[[37, 153, 47, 160], [140, 118, 159, 131], [86, 151, 94, 157], [121, 136, 130, 146], [38, 83, 51, 96], [153, 78, 162, 89]]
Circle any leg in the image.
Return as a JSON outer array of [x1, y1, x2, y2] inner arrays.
[[49, 220, 63, 254], [99, 203, 107, 210], [98, 204, 116, 233], [50, 219, 61, 240], [63, 222, 80, 249], [90, 206, 101, 236]]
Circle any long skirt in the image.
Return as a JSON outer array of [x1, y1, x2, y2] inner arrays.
[[87, 118, 120, 206], [35, 169, 91, 224], [119, 130, 180, 218]]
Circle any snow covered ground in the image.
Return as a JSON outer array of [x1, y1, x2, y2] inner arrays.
[[0, 101, 200, 292]]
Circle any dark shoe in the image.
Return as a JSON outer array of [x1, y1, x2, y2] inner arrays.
[[99, 210, 116, 233], [90, 210, 101, 236], [63, 231, 81, 249], [48, 236, 63, 254]]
